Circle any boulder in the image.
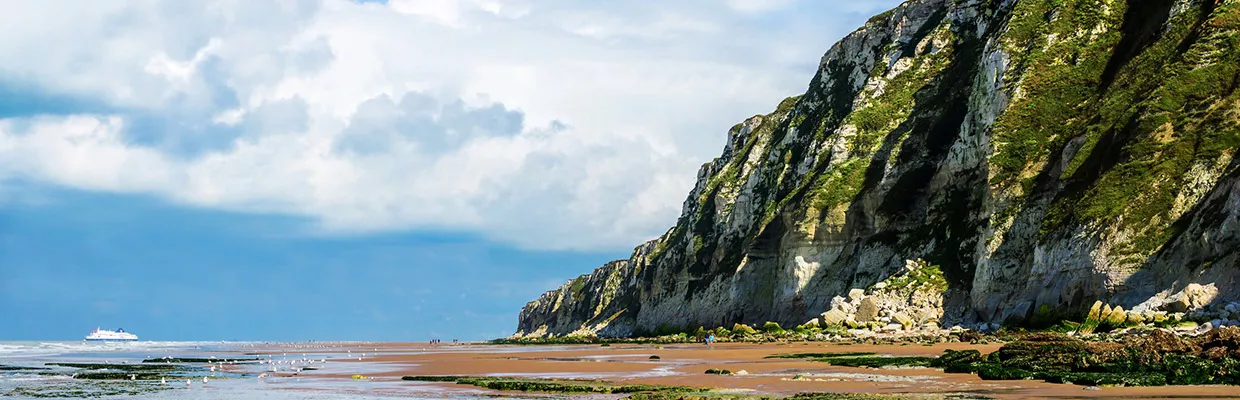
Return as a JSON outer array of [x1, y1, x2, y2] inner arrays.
[[1087, 301, 1104, 322], [1185, 283, 1218, 309], [1164, 296, 1191, 313], [1163, 283, 1219, 313], [820, 309, 848, 327], [856, 298, 880, 323], [847, 289, 866, 301], [1081, 301, 1105, 334], [873, 282, 889, 290], [845, 318, 862, 329], [1104, 305, 1127, 327], [892, 312, 915, 329], [831, 296, 851, 312]]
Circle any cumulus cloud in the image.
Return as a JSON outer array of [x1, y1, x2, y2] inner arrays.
[[0, 0, 902, 251]]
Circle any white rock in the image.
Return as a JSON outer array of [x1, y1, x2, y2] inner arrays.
[[873, 282, 889, 290], [885, 323, 905, 332], [831, 296, 850, 311], [848, 289, 866, 301]]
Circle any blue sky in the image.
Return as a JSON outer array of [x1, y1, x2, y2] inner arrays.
[[0, 0, 901, 341]]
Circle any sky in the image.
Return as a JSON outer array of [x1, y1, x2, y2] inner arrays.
[[0, 0, 903, 341]]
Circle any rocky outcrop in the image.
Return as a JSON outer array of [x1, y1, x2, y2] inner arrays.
[[804, 259, 947, 333], [516, 0, 1240, 338]]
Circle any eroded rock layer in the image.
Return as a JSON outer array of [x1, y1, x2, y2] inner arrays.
[[517, 0, 1240, 337]]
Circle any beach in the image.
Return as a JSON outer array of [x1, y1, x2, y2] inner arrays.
[[6, 340, 1240, 399], [317, 341, 1240, 399]]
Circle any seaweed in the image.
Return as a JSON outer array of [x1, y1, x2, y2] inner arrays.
[[400, 376, 704, 394], [765, 352, 877, 359]]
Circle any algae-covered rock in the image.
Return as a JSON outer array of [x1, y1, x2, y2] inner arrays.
[[930, 328, 1240, 387], [1104, 305, 1128, 328], [732, 324, 757, 336], [932, 349, 983, 373]]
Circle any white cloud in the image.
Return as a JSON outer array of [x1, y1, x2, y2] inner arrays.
[[0, 0, 902, 251]]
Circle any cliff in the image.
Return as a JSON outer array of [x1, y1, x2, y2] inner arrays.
[[516, 0, 1240, 337]]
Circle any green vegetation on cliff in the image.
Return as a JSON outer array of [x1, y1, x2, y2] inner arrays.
[[517, 0, 1240, 340]]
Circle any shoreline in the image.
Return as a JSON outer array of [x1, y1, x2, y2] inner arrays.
[[9, 333, 1240, 399]]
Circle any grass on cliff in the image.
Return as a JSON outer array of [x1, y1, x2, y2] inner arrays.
[[990, 0, 1240, 259]]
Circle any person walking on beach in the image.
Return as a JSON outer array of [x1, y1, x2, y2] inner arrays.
[[705, 333, 715, 347]]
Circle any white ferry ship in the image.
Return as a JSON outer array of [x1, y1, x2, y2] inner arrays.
[[84, 328, 138, 341]]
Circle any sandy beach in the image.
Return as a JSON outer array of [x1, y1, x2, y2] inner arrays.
[[234, 341, 1240, 399]]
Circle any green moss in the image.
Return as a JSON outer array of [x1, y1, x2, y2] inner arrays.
[[47, 363, 184, 372], [140, 357, 258, 364], [732, 323, 758, 336], [766, 352, 878, 359], [929, 329, 1240, 386], [777, 95, 802, 113], [989, 0, 1240, 259], [7, 381, 175, 398], [808, 24, 955, 213], [569, 276, 588, 298], [72, 372, 182, 380], [815, 356, 936, 368], [626, 393, 776, 400], [879, 262, 947, 293], [809, 158, 869, 211], [402, 376, 704, 394], [691, 236, 706, 253], [991, 0, 1127, 190]]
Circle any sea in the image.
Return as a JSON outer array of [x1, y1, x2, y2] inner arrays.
[[0, 341, 506, 399]]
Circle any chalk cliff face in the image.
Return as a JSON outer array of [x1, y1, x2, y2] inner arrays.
[[517, 0, 1240, 337]]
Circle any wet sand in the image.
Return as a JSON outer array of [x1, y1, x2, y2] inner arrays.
[[236, 341, 1240, 399]]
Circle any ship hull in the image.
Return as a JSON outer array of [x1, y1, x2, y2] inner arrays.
[[84, 338, 138, 342]]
